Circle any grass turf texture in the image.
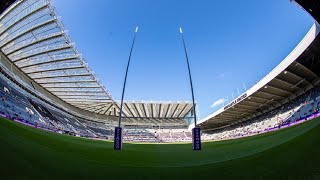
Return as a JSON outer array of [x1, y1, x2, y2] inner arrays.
[[1, 117, 320, 179]]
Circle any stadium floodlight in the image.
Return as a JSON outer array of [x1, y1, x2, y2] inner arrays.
[[179, 27, 201, 150], [114, 27, 139, 150]]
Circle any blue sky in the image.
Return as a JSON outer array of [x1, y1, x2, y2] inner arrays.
[[54, 0, 313, 119]]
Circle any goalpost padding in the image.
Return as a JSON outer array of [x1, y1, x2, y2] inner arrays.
[[114, 127, 123, 150], [192, 127, 201, 150]]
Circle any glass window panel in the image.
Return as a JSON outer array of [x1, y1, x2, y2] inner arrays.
[[29, 68, 90, 79], [22, 59, 82, 73], [35, 76, 94, 83], [41, 82, 98, 88], [0, 0, 114, 107]]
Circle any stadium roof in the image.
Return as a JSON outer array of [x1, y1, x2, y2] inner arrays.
[[0, 0, 193, 120], [198, 0, 320, 131], [292, 0, 320, 24], [0, 0, 114, 107], [0, 0, 15, 14], [75, 101, 193, 119]]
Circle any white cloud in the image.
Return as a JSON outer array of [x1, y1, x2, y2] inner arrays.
[[211, 98, 226, 108]]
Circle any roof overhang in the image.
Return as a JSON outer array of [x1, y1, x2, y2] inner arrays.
[[0, 0, 193, 122], [0, 0, 116, 112], [197, 1, 320, 131]]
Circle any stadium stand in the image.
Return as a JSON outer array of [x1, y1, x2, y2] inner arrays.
[[0, 0, 192, 130], [0, 0, 320, 144], [198, 0, 320, 139], [202, 83, 320, 140], [198, 0, 320, 131], [0, 68, 193, 141]]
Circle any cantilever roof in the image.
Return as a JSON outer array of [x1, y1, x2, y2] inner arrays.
[[199, 27, 320, 130], [0, 0, 114, 110], [198, 0, 320, 131], [75, 101, 194, 119], [0, 0, 194, 120]]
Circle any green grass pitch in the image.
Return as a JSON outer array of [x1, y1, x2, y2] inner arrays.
[[1, 117, 320, 179]]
